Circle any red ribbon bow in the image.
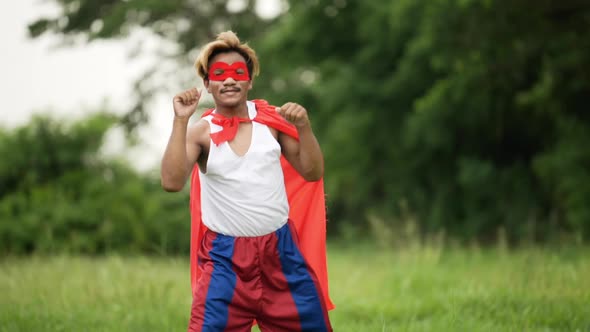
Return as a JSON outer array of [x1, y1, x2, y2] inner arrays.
[[209, 115, 251, 145], [203, 100, 299, 146]]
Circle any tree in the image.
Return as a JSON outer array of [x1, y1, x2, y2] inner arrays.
[[28, 0, 590, 243], [255, 0, 590, 243], [0, 113, 190, 254]]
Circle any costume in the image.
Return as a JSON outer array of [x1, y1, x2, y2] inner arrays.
[[188, 99, 334, 331]]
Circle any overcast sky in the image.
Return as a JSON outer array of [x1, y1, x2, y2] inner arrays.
[[0, 0, 282, 172], [1, 1, 144, 126]]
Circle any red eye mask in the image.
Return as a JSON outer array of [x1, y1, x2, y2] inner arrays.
[[208, 62, 250, 81]]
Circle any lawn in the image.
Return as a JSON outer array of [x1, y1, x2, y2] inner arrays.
[[1, 245, 589, 331]]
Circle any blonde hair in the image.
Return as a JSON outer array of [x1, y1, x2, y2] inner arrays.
[[194, 31, 260, 80]]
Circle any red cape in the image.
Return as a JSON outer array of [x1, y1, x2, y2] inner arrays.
[[189, 99, 334, 310]]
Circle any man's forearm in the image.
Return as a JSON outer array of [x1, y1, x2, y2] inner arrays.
[[161, 117, 192, 191], [296, 124, 324, 181]]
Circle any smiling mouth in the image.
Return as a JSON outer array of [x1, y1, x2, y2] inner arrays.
[[221, 88, 240, 94]]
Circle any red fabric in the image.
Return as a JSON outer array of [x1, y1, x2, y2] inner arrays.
[[190, 99, 334, 310], [281, 220, 332, 330], [257, 231, 302, 331], [188, 232, 217, 331], [188, 223, 332, 331], [209, 115, 251, 146], [204, 99, 298, 145], [208, 61, 250, 81]]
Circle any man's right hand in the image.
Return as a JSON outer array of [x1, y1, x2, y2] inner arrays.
[[173, 88, 201, 119]]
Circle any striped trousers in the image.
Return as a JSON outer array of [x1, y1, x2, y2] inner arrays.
[[188, 220, 332, 332]]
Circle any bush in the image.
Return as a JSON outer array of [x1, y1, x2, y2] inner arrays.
[[0, 114, 190, 255]]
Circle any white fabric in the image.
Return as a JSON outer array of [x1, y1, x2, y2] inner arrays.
[[199, 101, 289, 236]]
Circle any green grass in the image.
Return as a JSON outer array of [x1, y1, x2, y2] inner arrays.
[[1, 246, 590, 331]]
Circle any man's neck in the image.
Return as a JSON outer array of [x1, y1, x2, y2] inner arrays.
[[215, 102, 249, 118]]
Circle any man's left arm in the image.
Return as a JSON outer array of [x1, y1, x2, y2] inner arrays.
[[277, 102, 324, 181]]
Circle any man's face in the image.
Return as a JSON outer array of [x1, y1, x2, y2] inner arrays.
[[204, 51, 252, 109]]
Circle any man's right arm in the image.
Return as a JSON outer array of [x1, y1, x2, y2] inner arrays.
[[160, 88, 202, 192], [161, 119, 204, 191]]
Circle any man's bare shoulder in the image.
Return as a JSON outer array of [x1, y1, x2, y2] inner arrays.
[[189, 117, 209, 130], [187, 117, 210, 143]]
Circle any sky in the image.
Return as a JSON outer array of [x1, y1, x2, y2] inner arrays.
[[0, 0, 282, 172]]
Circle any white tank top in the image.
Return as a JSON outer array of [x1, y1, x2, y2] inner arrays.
[[199, 101, 289, 236]]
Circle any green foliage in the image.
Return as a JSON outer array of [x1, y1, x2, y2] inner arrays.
[[27, 0, 590, 244], [28, 0, 272, 47], [252, 0, 590, 243], [0, 115, 190, 255]]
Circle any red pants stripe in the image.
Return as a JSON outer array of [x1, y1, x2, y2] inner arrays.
[[188, 221, 332, 332]]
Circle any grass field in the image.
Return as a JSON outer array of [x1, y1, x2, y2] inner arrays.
[[1, 245, 589, 331]]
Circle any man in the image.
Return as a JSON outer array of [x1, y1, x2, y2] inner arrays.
[[161, 31, 333, 332]]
